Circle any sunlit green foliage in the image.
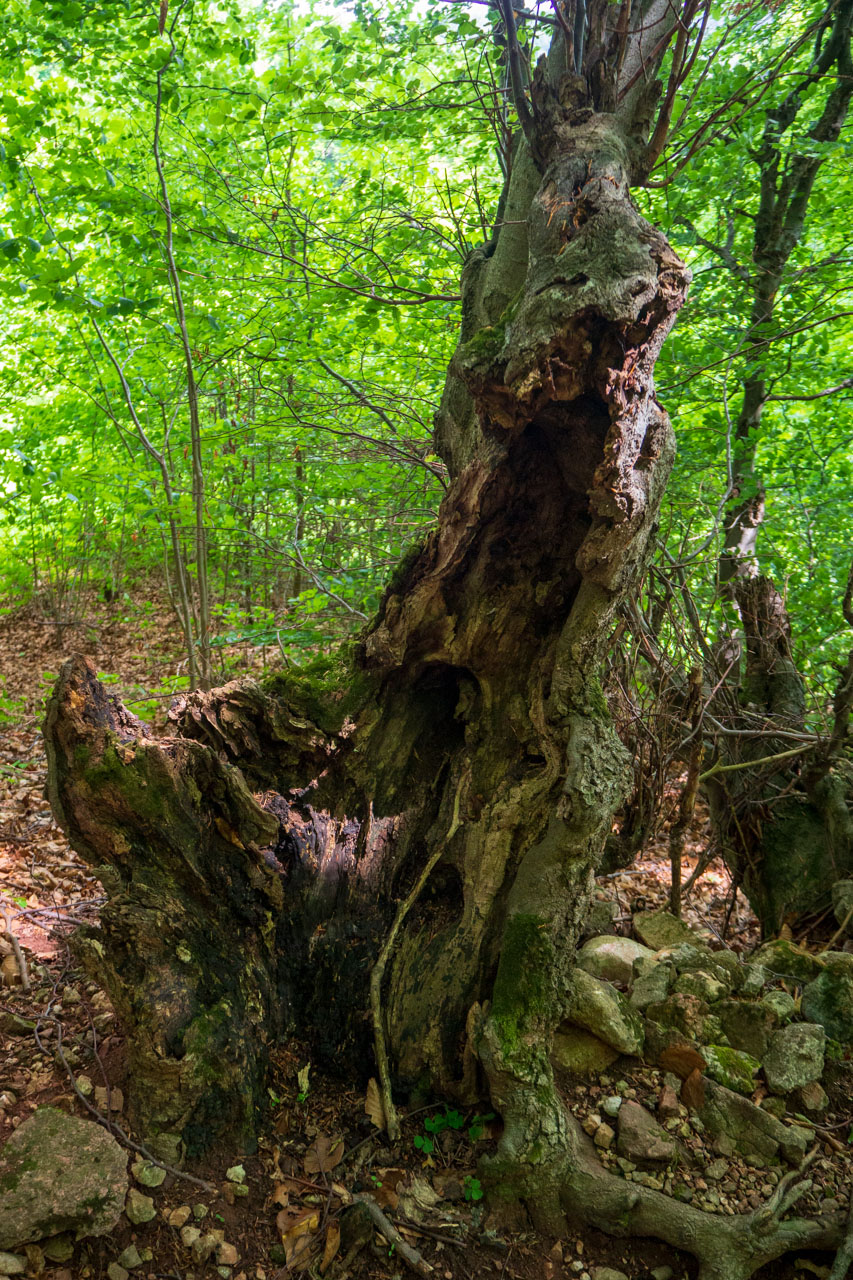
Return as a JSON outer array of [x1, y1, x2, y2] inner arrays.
[[0, 0, 851, 702]]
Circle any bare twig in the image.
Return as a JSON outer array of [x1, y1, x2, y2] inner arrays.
[[352, 1193, 433, 1276], [0, 897, 31, 992]]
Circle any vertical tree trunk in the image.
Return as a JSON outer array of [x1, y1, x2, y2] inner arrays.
[[706, 0, 853, 931]]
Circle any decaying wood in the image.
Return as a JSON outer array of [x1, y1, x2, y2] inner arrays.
[[42, 8, 839, 1278]]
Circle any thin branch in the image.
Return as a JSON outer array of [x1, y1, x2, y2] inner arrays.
[[497, 0, 535, 144], [767, 375, 853, 402], [699, 743, 814, 784]]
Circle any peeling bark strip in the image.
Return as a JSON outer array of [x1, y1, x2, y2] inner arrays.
[[44, 8, 843, 1278]]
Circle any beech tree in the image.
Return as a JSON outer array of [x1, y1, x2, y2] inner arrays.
[[43, 3, 852, 1278]]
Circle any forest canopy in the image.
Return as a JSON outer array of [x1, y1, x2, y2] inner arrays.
[[0, 0, 850, 693]]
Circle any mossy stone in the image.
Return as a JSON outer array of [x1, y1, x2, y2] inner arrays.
[[801, 968, 853, 1043], [633, 911, 701, 951], [753, 940, 823, 984], [700, 1045, 761, 1096], [551, 1027, 620, 1075]]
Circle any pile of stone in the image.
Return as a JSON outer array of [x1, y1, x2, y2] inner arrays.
[[553, 898, 853, 1215]]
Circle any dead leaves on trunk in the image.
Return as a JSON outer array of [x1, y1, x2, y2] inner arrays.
[[275, 1205, 321, 1268], [303, 1132, 344, 1173]]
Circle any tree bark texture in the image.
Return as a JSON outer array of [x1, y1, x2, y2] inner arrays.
[[44, 9, 841, 1276]]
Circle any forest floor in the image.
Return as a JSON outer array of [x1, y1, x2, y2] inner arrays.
[[0, 591, 840, 1280]]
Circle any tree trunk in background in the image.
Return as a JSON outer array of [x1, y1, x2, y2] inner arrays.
[[708, 0, 853, 933]]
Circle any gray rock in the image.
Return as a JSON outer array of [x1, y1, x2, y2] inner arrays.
[[801, 965, 853, 1044], [602, 1095, 623, 1117], [0, 1252, 27, 1275], [590, 1269, 629, 1280], [717, 999, 777, 1059], [633, 910, 701, 951], [118, 1244, 143, 1270], [616, 1100, 678, 1165], [673, 970, 728, 1003], [625, 957, 671, 1013], [761, 990, 795, 1022], [0, 1107, 127, 1250], [763, 1023, 825, 1094], [566, 970, 645, 1055], [740, 964, 767, 998], [576, 936, 655, 985], [551, 1027, 620, 1075], [697, 1080, 807, 1166], [125, 1190, 156, 1225], [107, 1265, 129, 1280], [630, 963, 674, 1011]]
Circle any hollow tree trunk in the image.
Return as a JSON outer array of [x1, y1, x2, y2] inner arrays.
[[44, 7, 846, 1276]]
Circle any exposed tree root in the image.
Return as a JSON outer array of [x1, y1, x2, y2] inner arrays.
[[830, 1196, 853, 1280], [482, 1105, 843, 1280]]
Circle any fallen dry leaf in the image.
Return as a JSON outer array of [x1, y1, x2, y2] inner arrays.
[[277, 1206, 320, 1267], [364, 1077, 386, 1131], [659, 1043, 705, 1080], [320, 1221, 341, 1274], [304, 1132, 344, 1174], [272, 1182, 289, 1209], [680, 1067, 706, 1111]]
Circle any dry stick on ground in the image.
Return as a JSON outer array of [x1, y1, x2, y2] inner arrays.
[[34, 1011, 218, 1193], [0, 898, 31, 992], [352, 1193, 433, 1277]]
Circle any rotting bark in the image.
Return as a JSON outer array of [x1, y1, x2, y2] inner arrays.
[[43, 4, 845, 1275]]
